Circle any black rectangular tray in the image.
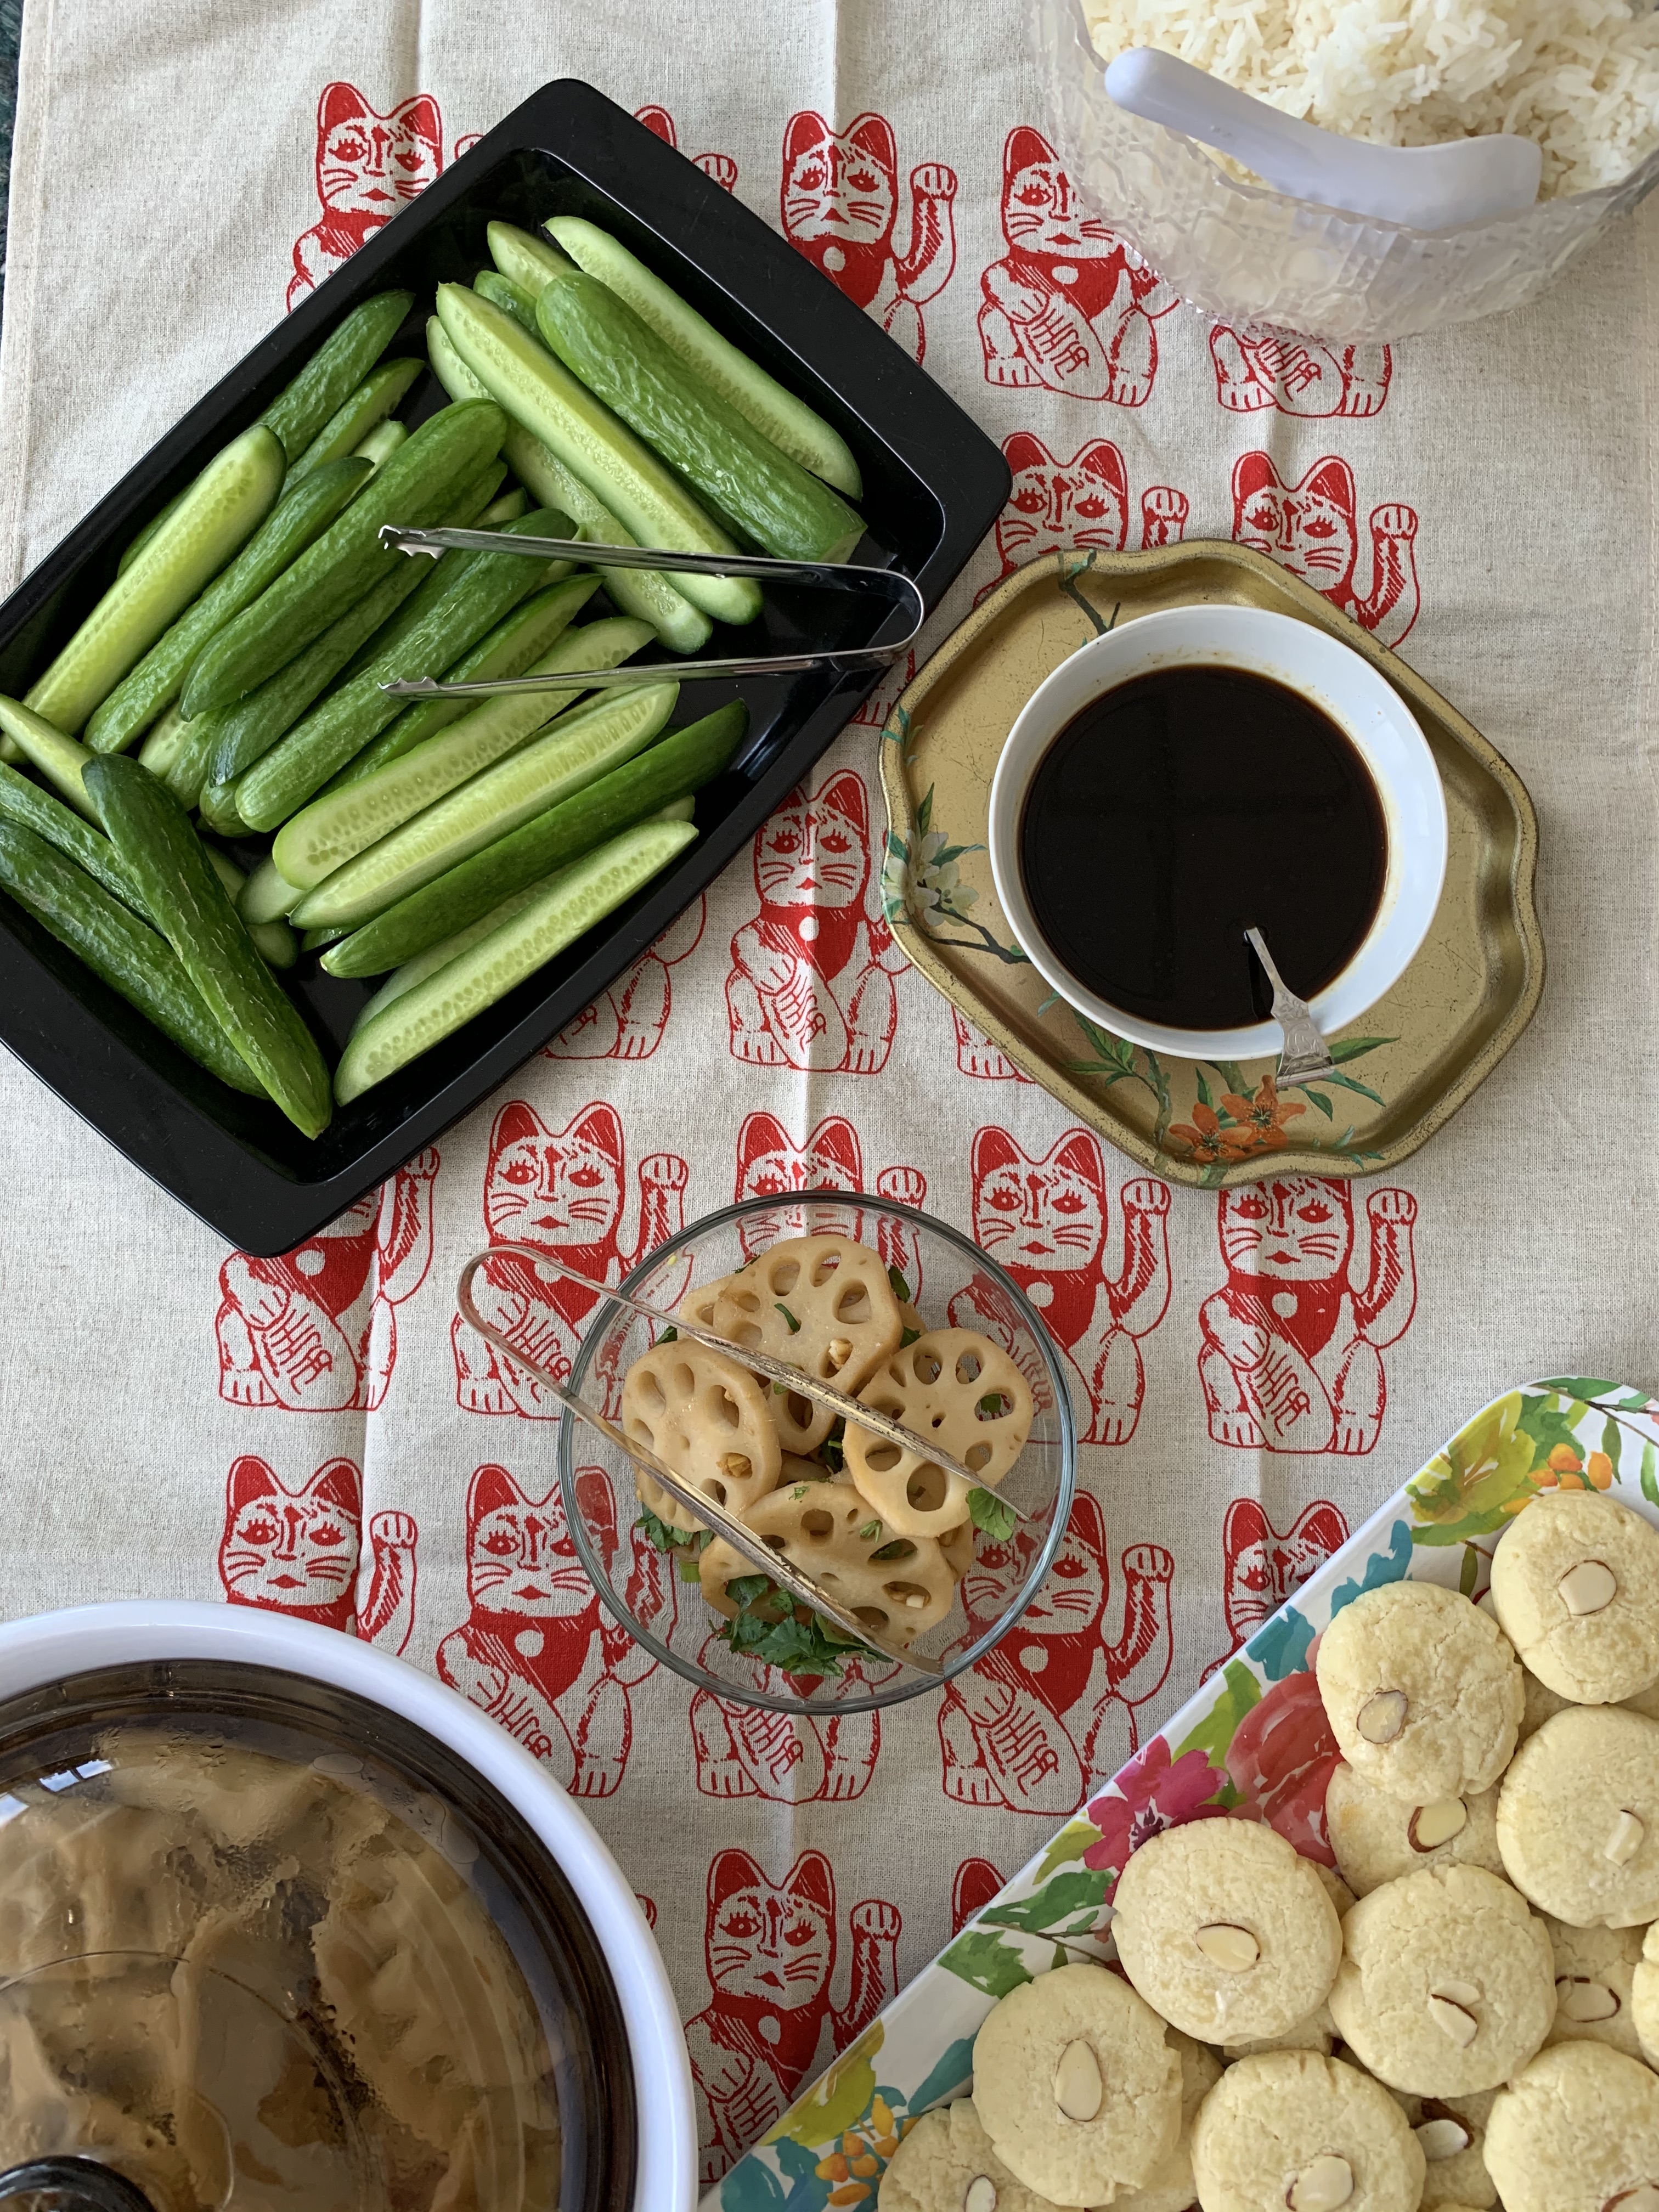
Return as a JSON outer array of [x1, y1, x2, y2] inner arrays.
[[0, 78, 1008, 1256]]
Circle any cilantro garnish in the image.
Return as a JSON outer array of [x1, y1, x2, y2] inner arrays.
[[966, 1487, 1016, 1542], [858, 1518, 881, 1540], [656, 1325, 678, 1344], [775, 1301, 801, 1333], [900, 1325, 922, 1348], [713, 1573, 876, 1676], [635, 1505, 701, 1552], [979, 1390, 1008, 1417], [821, 1421, 846, 1473], [888, 1265, 911, 1302]]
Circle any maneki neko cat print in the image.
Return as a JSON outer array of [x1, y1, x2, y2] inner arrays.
[[216, 1148, 437, 1412], [938, 1494, 1175, 1815], [1199, 1177, 1420, 1455], [780, 110, 957, 362], [686, 1847, 900, 2185], [732, 1111, 927, 1284], [218, 1455, 416, 1656], [1211, 328, 1393, 417], [435, 1464, 658, 1797], [287, 84, 451, 308], [1233, 453, 1421, 647], [983, 433, 1189, 596], [980, 126, 1177, 405], [452, 1100, 687, 1417], [634, 104, 737, 190], [726, 770, 907, 1076], [691, 1654, 884, 1803], [545, 898, 704, 1062], [1211, 1498, 1350, 1671], [952, 1125, 1171, 1446]]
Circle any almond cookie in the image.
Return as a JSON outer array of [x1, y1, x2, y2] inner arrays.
[[1490, 1489, 1659, 1706], [877, 2098, 1080, 2212], [682, 1234, 904, 1454], [1544, 1916, 1645, 2061], [1316, 1581, 1523, 1802], [1325, 1760, 1504, 1897], [1387, 2090, 1497, 2210], [1627, 1918, 1659, 2068], [846, 1329, 1035, 1541], [1111, 1816, 1341, 2044], [1188, 2049, 1425, 2212], [1327, 1863, 1555, 2095], [1484, 2041, 1659, 2212], [697, 1477, 957, 1646], [1496, 1706, 1659, 1926], [972, 1962, 1180, 2205], [1111, 2029, 1221, 2212], [623, 1338, 782, 1533], [1222, 2000, 1335, 2061]]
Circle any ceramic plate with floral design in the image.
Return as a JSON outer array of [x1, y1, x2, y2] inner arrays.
[[705, 1376, 1659, 2212]]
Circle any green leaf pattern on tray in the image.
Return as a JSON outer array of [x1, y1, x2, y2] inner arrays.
[[708, 1379, 1659, 2212]]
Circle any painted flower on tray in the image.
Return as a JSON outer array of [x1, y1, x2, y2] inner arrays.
[[1083, 1736, 1228, 1891], [1224, 1668, 1342, 1864], [814, 2098, 921, 2207], [1169, 1077, 1307, 1164], [910, 823, 980, 927], [1165, 1099, 1233, 1166]]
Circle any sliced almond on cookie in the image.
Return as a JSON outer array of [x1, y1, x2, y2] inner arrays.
[[1286, 2155, 1354, 2210], [1559, 1558, 1618, 1616], [963, 2179, 997, 2212], [1427, 1993, 1479, 2046], [1556, 1975, 1621, 2022], [1408, 1798, 1469, 1850], [1356, 1690, 1407, 1743], [1053, 2039, 1103, 2123], [1194, 1922, 1260, 1972], [1606, 1809, 1646, 1865]]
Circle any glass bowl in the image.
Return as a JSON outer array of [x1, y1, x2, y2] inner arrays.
[[551, 1192, 1077, 1718], [1036, 0, 1659, 342]]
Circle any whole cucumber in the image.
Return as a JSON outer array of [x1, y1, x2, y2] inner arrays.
[[86, 455, 373, 757], [0, 817, 264, 1094], [535, 270, 865, 563], [0, 758, 148, 916], [259, 290, 413, 461], [180, 398, 507, 719], [83, 755, 332, 1136]]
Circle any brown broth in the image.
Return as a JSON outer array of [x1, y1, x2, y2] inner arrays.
[[1018, 664, 1387, 1032]]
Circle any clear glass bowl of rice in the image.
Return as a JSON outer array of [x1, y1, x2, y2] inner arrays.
[[1036, 0, 1659, 341]]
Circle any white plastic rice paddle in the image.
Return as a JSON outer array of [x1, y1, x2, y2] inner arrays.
[[1104, 47, 1542, 229]]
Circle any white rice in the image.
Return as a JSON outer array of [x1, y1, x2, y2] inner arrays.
[[1081, 0, 1659, 198]]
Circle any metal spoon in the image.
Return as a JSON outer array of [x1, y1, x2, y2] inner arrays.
[[1245, 926, 1338, 1086]]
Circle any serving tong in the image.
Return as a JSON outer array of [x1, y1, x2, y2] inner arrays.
[[457, 1245, 1035, 1680], [377, 526, 925, 694]]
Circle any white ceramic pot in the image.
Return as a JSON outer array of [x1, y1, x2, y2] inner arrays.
[[986, 602, 1448, 1060], [0, 1600, 696, 2212]]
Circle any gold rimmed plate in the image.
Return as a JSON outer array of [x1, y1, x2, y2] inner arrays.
[[879, 545, 1543, 1188]]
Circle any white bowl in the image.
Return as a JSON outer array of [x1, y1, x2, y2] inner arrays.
[[986, 602, 1447, 1060], [0, 1600, 695, 2212]]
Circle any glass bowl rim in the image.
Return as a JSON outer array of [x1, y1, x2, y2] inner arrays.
[[554, 1191, 1080, 1716]]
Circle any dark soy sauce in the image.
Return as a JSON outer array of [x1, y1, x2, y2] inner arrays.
[[1018, 664, 1387, 1032]]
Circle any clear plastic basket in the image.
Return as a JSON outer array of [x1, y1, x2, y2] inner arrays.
[[1035, 0, 1659, 342]]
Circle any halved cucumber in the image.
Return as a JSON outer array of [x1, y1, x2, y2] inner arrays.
[[537, 270, 864, 564], [0, 698, 100, 820], [426, 314, 710, 653], [548, 215, 862, 498], [349, 878, 552, 1035], [274, 601, 644, 891], [27, 425, 287, 734], [351, 417, 408, 470], [334, 816, 697, 1102], [487, 220, 573, 295], [239, 851, 304, 926], [436, 285, 760, 627], [475, 269, 539, 337], [200, 843, 298, 968], [291, 679, 678, 931], [260, 290, 413, 461]]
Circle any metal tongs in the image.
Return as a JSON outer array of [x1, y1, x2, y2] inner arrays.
[[376, 525, 924, 695], [456, 1244, 1030, 1679]]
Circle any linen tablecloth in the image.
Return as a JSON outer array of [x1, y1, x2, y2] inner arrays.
[[3, 0, 1658, 2181]]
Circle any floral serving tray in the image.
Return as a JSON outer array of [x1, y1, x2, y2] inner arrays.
[[705, 1375, 1659, 2212], [878, 546, 1544, 1189]]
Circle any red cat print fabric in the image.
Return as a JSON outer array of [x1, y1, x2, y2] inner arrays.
[[1211, 328, 1393, 418], [544, 898, 706, 1062], [1199, 1178, 1419, 1454], [218, 1454, 416, 1654], [980, 127, 1177, 405], [452, 1101, 687, 1417], [780, 111, 957, 363], [1212, 1498, 1350, 1671], [635, 104, 737, 190], [1233, 453, 1421, 647], [733, 1110, 927, 1290], [435, 1463, 658, 1796], [937, 1494, 1175, 1815], [984, 432, 1189, 596], [685, 1847, 901, 2185], [952, 1007, 1032, 1083], [216, 1149, 437, 1412], [849, 649, 918, 731], [691, 1654, 884, 1801], [287, 84, 445, 308], [952, 1858, 1007, 1934], [951, 1126, 1172, 1445], [726, 770, 908, 1076]]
